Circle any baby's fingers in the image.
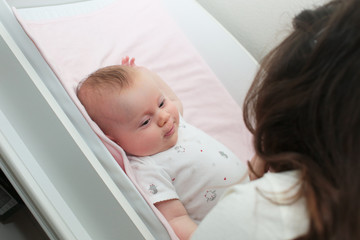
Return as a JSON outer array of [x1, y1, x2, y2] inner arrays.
[[121, 56, 136, 66], [129, 57, 136, 66], [122, 56, 130, 65]]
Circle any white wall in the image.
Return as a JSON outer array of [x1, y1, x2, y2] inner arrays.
[[196, 0, 327, 61]]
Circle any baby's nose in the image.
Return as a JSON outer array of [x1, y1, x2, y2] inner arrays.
[[158, 110, 170, 127]]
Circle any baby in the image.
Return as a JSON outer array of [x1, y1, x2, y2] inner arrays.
[[77, 57, 248, 239]]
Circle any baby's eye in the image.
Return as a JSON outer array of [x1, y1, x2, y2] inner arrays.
[[159, 99, 165, 108], [141, 119, 150, 127]]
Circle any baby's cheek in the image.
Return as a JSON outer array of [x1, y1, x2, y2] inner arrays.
[[139, 131, 164, 155], [171, 105, 180, 123]]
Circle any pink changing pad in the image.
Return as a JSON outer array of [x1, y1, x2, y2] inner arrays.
[[14, 0, 254, 238]]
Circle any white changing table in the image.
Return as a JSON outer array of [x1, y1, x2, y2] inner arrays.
[[0, 0, 257, 239]]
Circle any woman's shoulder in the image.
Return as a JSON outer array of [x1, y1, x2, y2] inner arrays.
[[192, 170, 309, 240], [228, 170, 301, 195], [220, 170, 304, 214]]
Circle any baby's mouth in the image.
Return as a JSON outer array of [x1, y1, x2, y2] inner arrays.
[[164, 124, 175, 137]]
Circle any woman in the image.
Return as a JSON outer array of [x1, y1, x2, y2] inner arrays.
[[192, 0, 360, 239]]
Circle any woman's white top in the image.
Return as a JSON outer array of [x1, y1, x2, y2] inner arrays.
[[192, 170, 309, 240]]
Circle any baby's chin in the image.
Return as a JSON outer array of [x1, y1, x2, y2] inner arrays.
[[167, 136, 178, 150], [128, 137, 179, 157], [167, 128, 179, 148], [126, 126, 179, 157], [153, 134, 179, 155]]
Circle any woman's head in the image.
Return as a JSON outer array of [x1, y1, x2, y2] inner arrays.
[[245, 0, 360, 173], [243, 0, 360, 238]]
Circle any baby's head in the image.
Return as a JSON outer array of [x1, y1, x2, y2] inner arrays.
[[77, 65, 180, 156]]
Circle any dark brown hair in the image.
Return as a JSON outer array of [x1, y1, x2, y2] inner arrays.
[[243, 0, 360, 239]]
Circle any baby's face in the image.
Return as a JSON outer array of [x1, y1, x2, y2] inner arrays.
[[97, 68, 179, 156]]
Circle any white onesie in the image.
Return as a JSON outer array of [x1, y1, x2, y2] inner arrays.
[[129, 116, 248, 223]]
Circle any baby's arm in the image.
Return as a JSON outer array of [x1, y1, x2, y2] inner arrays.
[[155, 199, 197, 240]]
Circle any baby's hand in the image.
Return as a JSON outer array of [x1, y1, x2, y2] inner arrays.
[[121, 56, 136, 66]]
